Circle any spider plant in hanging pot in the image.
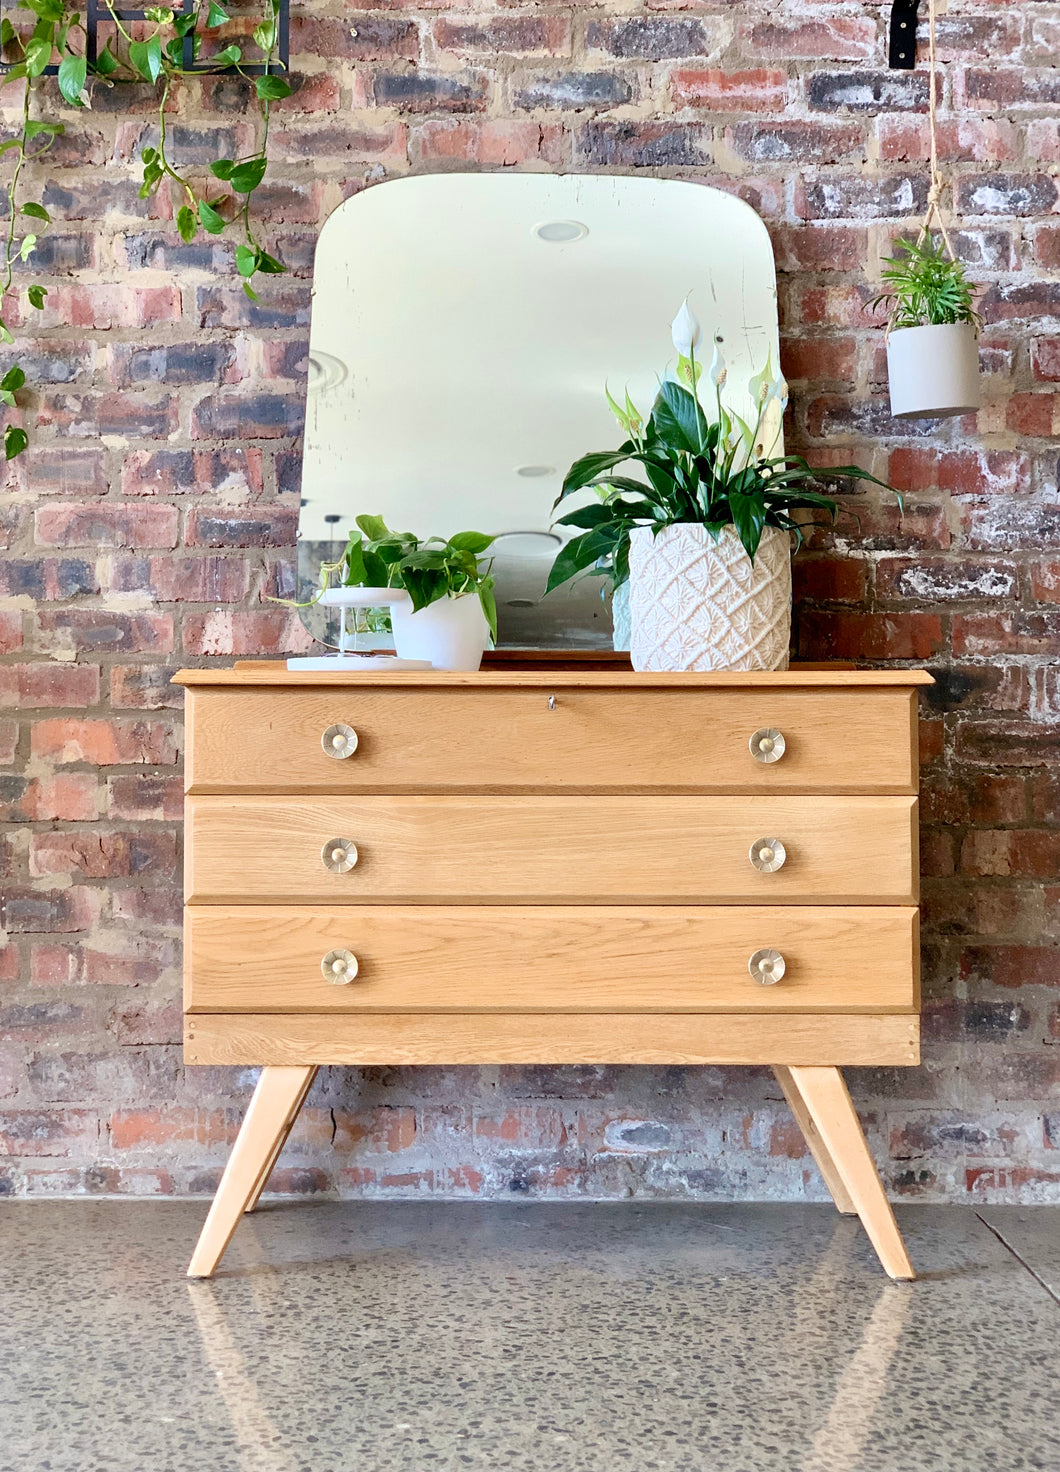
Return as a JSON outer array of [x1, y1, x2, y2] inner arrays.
[[873, 236, 982, 420], [545, 306, 897, 673]]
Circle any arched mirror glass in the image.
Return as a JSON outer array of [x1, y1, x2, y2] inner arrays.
[[298, 173, 781, 650]]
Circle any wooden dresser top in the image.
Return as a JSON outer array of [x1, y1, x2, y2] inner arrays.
[[173, 663, 934, 691]]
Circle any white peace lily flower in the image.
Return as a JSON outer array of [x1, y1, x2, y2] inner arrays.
[[708, 341, 727, 390], [767, 371, 789, 411], [747, 354, 774, 406], [671, 299, 701, 357]]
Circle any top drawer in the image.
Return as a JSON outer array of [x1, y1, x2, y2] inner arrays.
[[185, 687, 917, 794]]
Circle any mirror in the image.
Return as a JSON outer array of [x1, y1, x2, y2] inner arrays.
[[298, 173, 781, 650]]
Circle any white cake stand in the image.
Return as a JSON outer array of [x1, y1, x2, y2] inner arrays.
[[286, 587, 432, 671]]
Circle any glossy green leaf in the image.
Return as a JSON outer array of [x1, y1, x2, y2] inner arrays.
[[1, 364, 25, 393], [24, 120, 63, 140], [1, 63, 28, 85], [242, 280, 258, 301], [209, 158, 234, 180], [21, 0, 63, 21], [21, 201, 50, 223], [255, 249, 284, 275], [26, 285, 46, 309], [235, 244, 258, 277], [176, 205, 197, 244], [57, 52, 87, 105], [228, 156, 267, 193], [447, 531, 494, 554], [0, 140, 20, 156], [205, 0, 229, 26], [255, 73, 291, 100], [128, 36, 162, 82], [18, 235, 36, 261], [210, 43, 241, 66], [198, 199, 226, 234], [4, 424, 28, 459], [24, 35, 53, 76], [355, 514, 391, 543]]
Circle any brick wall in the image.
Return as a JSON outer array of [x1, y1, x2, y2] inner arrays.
[[2, 0, 1058, 1205]]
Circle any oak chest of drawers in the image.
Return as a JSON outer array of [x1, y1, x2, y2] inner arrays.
[[174, 664, 931, 1280]]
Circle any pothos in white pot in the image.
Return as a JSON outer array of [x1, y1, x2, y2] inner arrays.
[[288, 516, 498, 671], [873, 235, 982, 420], [545, 305, 897, 673]]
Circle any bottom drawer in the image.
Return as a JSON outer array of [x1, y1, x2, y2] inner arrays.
[[185, 906, 918, 1015]]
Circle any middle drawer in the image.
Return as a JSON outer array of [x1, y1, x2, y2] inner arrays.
[[187, 795, 917, 905]]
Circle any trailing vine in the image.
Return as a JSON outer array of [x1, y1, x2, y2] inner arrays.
[[0, 0, 290, 459]]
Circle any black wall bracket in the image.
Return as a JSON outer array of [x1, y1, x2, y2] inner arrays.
[[889, 0, 920, 69]]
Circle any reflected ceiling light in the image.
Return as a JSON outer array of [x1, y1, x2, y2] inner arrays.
[[515, 464, 556, 478], [532, 220, 588, 244], [307, 352, 348, 393]]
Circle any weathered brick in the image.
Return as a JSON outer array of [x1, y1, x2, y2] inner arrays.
[[960, 175, 1060, 219], [292, 15, 418, 61], [373, 71, 490, 114], [436, 17, 570, 57], [35, 610, 174, 656], [744, 17, 877, 61], [806, 70, 929, 113], [797, 175, 928, 222], [31, 718, 177, 766], [2, 886, 104, 934], [29, 829, 178, 880], [576, 120, 711, 169], [959, 68, 1060, 111], [191, 393, 305, 440], [0, 558, 97, 600], [184, 509, 299, 548], [109, 343, 239, 388], [514, 72, 635, 112], [107, 775, 183, 822], [181, 610, 315, 656], [109, 665, 183, 711], [586, 18, 720, 61], [413, 118, 566, 167], [798, 611, 944, 662], [34, 503, 179, 550], [771, 226, 866, 274], [876, 558, 1018, 603], [672, 67, 786, 113], [0, 664, 100, 709], [877, 116, 1017, 166], [727, 121, 865, 165], [120, 448, 264, 499], [0, 772, 98, 823], [106, 555, 251, 603]]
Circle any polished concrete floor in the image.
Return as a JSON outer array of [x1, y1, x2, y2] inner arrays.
[[1, 1202, 1058, 1472]]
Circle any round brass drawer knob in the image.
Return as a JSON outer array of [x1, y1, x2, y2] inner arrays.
[[749, 837, 787, 873], [749, 948, 786, 985], [321, 948, 359, 984], [322, 723, 358, 759], [322, 838, 359, 874], [749, 727, 785, 764]]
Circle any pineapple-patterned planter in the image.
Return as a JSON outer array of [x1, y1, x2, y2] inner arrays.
[[628, 523, 792, 672]]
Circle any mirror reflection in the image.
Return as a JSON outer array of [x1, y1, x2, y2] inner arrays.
[[298, 173, 781, 649]]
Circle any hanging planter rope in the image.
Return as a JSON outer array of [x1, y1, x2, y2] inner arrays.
[[881, 0, 983, 420]]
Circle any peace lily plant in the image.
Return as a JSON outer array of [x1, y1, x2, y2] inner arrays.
[[547, 302, 895, 672]]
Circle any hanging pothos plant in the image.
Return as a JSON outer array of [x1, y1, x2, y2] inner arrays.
[[0, 0, 291, 459]]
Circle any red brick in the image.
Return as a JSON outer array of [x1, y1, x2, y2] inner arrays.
[[954, 611, 1060, 658], [31, 719, 177, 766], [36, 284, 181, 330], [791, 555, 867, 604], [108, 666, 183, 710], [0, 719, 16, 765], [0, 773, 99, 822], [780, 335, 855, 383], [1032, 339, 1060, 383], [110, 1108, 238, 1151], [2, 886, 104, 934], [887, 447, 1030, 498], [798, 611, 944, 662], [182, 610, 315, 657], [34, 503, 179, 550], [106, 775, 184, 821], [291, 15, 418, 61], [29, 829, 178, 880], [671, 67, 786, 112], [960, 831, 1060, 881], [414, 119, 566, 167], [877, 116, 1016, 165], [0, 661, 93, 714], [434, 17, 570, 55], [876, 558, 1018, 603], [0, 610, 22, 653], [1006, 393, 1060, 438], [106, 555, 251, 603], [0, 1110, 99, 1157], [35, 611, 174, 656], [743, 17, 876, 61]]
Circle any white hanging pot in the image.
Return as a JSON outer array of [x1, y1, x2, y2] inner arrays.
[[628, 523, 792, 673], [887, 322, 981, 420], [389, 591, 489, 671]]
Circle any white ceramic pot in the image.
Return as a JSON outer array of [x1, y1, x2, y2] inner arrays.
[[611, 579, 631, 653], [886, 322, 981, 420], [628, 523, 792, 673], [389, 592, 489, 671]]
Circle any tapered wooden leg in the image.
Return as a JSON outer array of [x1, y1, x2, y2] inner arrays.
[[773, 1065, 857, 1215], [786, 1066, 916, 1281], [187, 1065, 316, 1279], [244, 1067, 317, 1214]]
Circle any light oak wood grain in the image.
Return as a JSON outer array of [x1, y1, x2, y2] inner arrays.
[[773, 1064, 857, 1215], [184, 904, 919, 1014], [186, 1065, 316, 1279], [183, 687, 919, 795], [787, 1066, 917, 1280], [184, 1012, 920, 1067], [186, 794, 918, 905], [175, 667, 935, 688]]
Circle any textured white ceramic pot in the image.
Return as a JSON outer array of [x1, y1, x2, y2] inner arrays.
[[628, 523, 792, 673], [390, 592, 489, 671], [611, 579, 631, 652], [887, 322, 981, 420]]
